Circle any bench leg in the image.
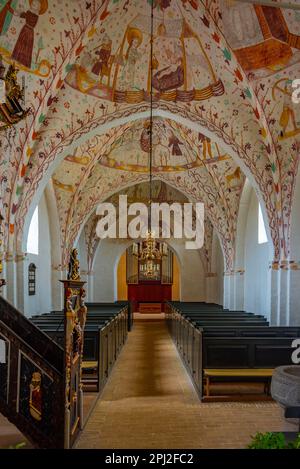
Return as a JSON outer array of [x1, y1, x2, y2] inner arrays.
[[206, 376, 210, 397], [264, 379, 271, 396]]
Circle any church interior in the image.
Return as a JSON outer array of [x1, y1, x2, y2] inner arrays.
[[0, 0, 300, 450]]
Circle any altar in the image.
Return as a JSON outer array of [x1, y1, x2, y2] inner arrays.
[[126, 242, 173, 313]]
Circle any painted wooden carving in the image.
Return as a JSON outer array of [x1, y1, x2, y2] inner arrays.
[[61, 252, 86, 448], [29, 371, 42, 421]]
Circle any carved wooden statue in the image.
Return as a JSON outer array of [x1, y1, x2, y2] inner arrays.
[[67, 248, 80, 281]]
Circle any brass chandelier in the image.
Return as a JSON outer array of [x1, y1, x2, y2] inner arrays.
[[138, 1, 162, 278]]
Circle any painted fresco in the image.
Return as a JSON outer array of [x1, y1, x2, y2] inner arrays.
[[216, 1, 300, 80], [0, 0, 51, 76], [51, 117, 243, 267], [65, 11, 224, 103], [98, 117, 229, 173], [0, 0, 299, 271]]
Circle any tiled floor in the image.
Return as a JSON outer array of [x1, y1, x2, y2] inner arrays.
[[75, 318, 296, 449]]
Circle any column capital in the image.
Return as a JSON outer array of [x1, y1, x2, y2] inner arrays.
[[224, 269, 245, 276], [15, 252, 27, 263], [269, 260, 300, 271], [52, 264, 68, 272], [5, 252, 14, 262]]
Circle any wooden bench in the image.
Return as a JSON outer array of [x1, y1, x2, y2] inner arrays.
[[204, 368, 274, 397], [30, 304, 129, 393], [166, 302, 300, 401]]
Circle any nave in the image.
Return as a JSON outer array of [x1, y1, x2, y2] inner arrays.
[[76, 316, 293, 450], [1, 0, 300, 451]]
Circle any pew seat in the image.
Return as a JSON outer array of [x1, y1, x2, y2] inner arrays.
[[82, 360, 98, 371], [204, 368, 274, 398]]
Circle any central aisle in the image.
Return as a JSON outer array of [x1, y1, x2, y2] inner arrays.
[[75, 318, 293, 449]]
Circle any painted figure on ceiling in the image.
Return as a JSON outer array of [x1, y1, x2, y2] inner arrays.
[[152, 53, 184, 92], [0, 0, 18, 35], [168, 131, 183, 156], [91, 33, 113, 85], [119, 28, 143, 91], [220, 0, 300, 73], [198, 133, 212, 160], [11, 0, 48, 69], [274, 80, 300, 140], [224, 0, 260, 47]]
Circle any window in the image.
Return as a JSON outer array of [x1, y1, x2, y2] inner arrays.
[[258, 203, 268, 244], [28, 263, 36, 296], [27, 206, 39, 255]]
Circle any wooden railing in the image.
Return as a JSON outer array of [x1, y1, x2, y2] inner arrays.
[[0, 296, 64, 448]]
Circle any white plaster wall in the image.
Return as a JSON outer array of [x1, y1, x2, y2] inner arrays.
[[93, 239, 130, 302], [213, 234, 224, 305], [77, 231, 88, 270], [92, 238, 206, 302], [169, 239, 206, 301], [25, 194, 52, 317], [287, 166, 300, 325], [244, 190, 271, 318]]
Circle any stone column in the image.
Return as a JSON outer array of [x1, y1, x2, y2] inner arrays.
[[5, 252, 17, 306], [288, 262, 300, 326], [223, 272, 232, 309], [279, 261, 290, 326], [87, 270, 94, 302], [269, 260, 297, 326], [270, 261, 280, 325], [15, 252, 27, 314], [0, 252, 6, 297], [205, 273, 217, 304], [223, 271, 246, 311], [51, 265, 65, 311], [233, 269, 245, 311]]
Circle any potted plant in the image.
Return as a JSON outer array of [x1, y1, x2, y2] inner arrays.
[[248, 432, 300, 449]]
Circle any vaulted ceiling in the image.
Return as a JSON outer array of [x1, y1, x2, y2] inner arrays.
[[0, 0, 300, 270]]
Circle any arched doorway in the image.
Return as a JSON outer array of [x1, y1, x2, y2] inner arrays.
[[116, 242, 181, 308]]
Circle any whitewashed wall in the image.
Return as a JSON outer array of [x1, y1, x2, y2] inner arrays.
[[212, 231, 224, 306], [90, 237, 219, 303], [25, 194, 52, 317], [243, 190, 272, 319]]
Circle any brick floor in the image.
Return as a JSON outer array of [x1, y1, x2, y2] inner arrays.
[[75, 318, 297, 449]]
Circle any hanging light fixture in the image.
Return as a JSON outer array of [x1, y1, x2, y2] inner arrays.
[[139, 1, 161, 278]]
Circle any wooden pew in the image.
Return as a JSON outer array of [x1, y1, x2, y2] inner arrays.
[[30, 304, 128, 392], [166, 302, 300, 401]]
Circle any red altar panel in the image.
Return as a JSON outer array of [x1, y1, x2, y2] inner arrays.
[[128, 282, 172, 312]]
